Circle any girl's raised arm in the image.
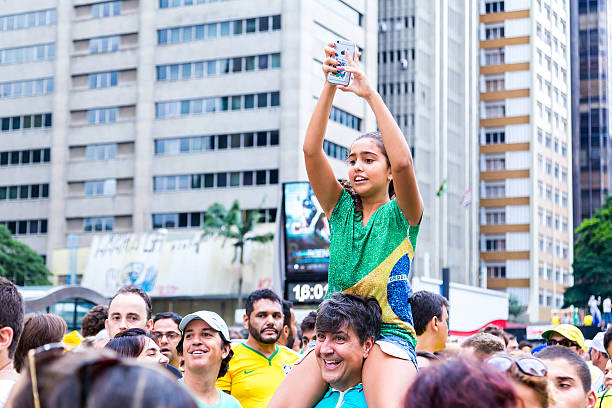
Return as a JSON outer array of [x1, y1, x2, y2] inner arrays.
[[340, 53, 423, 226], [303, 44, 343, 218]]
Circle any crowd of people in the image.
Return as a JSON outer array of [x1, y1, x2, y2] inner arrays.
[[2, 276, 612, 408], [0, 43, 610, 408]]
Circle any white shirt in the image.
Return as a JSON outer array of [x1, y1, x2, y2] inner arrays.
[[0, 379, 16, 408], [603, 298, 611, 313]]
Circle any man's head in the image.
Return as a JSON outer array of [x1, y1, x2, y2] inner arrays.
[[541, 324, 585, 356], [300, 311, 317, 351], [480, 324, 509, 347], [105, 286, 153, 338], [152, 312, 182, 366], [506, 334, 519, 352], [588, 332, 608, 372], [536, 345, 597, 408], [603, 325, 612, 357], [81, 305, 108, 337], [0, 277, 25, 361], [409, 291, 449, 352], [244, 289, 283, 345], [277, 300, 297, 349], [178, 311, 232, 378], [461, 332, 505, 360], [315, 293, 381, 392]]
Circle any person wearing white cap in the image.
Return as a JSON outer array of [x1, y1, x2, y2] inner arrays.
[[177, 311, 242, 408], [589, 332, 609, 393]]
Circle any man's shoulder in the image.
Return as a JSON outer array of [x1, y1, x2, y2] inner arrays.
[[274, 345, 299, 363]]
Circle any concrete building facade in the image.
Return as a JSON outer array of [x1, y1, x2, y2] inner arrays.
[[377, 0, 481, 286], [0, 0, 377, 283], [478, 0, 573, 322]]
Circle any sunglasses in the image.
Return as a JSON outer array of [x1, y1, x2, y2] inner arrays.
[[486, 355, 548, 377], [547, 338, 580, 349], [27, 343, 121, 408]]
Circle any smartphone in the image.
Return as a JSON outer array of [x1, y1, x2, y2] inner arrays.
[[326, 39, 356, 87]]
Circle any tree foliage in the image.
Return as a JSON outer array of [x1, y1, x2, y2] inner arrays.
[[200, 201, 274, 307], [508, 294, 524, 319], [564, 195, 612, 308], [0, 224, 51, 285]]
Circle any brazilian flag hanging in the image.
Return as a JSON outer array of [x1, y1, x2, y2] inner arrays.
[[436, 179, 448, 197]]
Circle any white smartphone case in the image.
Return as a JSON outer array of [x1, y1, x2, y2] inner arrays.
[[326, 40, 356, 86]]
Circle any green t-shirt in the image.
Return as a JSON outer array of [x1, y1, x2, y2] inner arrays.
[[313, 384, 367, 408], [328, 190, 420, 346], [178, 379, 242, 408]]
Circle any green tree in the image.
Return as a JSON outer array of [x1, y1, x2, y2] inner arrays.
[[0, 224, 52, 285], [564, 195, 612, 307], [508, 294, 524, 319], [200, 201, 274, 308]]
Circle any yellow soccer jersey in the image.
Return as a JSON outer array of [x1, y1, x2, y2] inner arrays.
[[216, 342, 298, 408]]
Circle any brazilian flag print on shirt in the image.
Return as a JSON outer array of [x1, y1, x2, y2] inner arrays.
[[328, 190, 420, 346]]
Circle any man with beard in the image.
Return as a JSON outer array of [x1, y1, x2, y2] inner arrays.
[[217, 289, 298, 408]]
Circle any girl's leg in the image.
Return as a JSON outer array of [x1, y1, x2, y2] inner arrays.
[[362, 344, 418, 408], [267, 351, 327, 408]]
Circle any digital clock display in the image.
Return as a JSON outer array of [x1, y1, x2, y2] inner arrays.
[[286, 282, 328, 304]]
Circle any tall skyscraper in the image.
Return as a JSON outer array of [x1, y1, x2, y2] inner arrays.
[[0, 0, 377, 283], [570, 0, 612, 230], [479, 0, 573, 322], [378, 1, 480, 285]]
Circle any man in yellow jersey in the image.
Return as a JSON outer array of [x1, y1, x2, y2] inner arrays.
[[217, 289, 298, 408]]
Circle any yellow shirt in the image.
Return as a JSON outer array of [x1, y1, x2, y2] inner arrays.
[[216, 342, 298, 408]]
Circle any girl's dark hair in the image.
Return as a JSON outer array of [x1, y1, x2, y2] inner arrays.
[[14, 313, 67, 373], [405, 358, 518, 408], [105, 328, 157, 358], [342, 131, 394, 218]]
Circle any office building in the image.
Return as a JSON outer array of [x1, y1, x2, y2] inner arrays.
[[0, 0, 377, 282], [378, 1, 481, 285], [479, 0, 573, 322], [570, 0, 612, 230]]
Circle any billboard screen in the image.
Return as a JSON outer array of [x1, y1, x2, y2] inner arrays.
[[283, 182, 331, 277]]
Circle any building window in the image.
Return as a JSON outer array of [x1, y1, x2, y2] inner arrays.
[[323, 140, 348, 161], [0, 9, 56, 31], [159, 0, 234, 8], [0, 43, 55, 65], [83, 216, 114, 232], [156, 53, 280, 81], [484, 0, 504, 13], [88, 71, 119, 88], [0, 149, 50, 166], [84, 179, 116, 196], [91, 1, 122, 18], [484, 237, 506, 252], [329, 105, 362, 131], [0, 219, 47, 235], [0, 78, 53, 99], [484, 48, 504, 65], [484, 182, 505, 198], [487, 264, 506, 278], [484, 155, 505, 171], [484, 102, 505, 118], [87, 107, 118, 124], [155, 130, 279, 155], [153, 169, 279, 192], [484, 24, 504, 40], [155, 92, 280, 118], [85, 143, 117, 160], [485, 208, 505, 224], [316, 0, 362, 26], [157, 15, 281, 45], [0, 184, 49, 201], [484, 75, 504, 92], [483, 130, 505, 144], [1, 113, 52, 132], [89, 35, 120, 54]]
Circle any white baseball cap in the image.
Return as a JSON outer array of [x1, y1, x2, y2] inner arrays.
[[591, 332, 607, 354], [179, 311, 230, 342]]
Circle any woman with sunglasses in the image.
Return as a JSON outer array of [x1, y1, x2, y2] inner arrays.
[[486, 352, 552, 408]]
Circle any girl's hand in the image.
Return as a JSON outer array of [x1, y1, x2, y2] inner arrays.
[[322, 43, 339, 85], [337, 50, 375, 99]]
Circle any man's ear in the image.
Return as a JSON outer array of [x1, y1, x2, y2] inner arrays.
[[430, 316, 439, 333], [104, 319, 110, 334], [242, 314, 249, 331], [146, 319, 154, 330], [0, 327, 14, 352], [362, 337, 375, 358], [586, 390, 597, 408], [221, 343, 231, 359]]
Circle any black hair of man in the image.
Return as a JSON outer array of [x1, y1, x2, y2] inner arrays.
[[408, 291, 450, 336], [245, 289, 282, 318], [480, 324, 509, 346], [300, 311, 317, 334], [110, 286, 153, 321], [0, 277, 25, 358], [316, 293, 382, 345], [604, 325, 612, 352], [81, 305, 108, 337], [282, 300, 293, 329], [536, 345, 591, 392], [153, 312, 182, 327]]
